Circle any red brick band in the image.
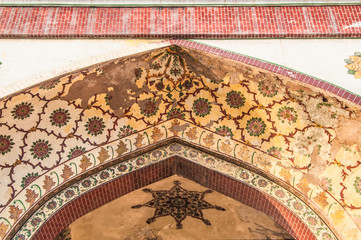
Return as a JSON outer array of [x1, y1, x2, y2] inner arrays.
[[31, 157, 315, 240], [0, 6, 360, 38]]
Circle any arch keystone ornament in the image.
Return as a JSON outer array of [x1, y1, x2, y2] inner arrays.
[[1, 41, 361, 239]]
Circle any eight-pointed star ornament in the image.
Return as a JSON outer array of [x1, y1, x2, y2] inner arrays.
[[131, 180, 226, 229]]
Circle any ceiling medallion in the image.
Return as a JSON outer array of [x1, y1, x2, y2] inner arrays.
[[131, 180, 226, 229]]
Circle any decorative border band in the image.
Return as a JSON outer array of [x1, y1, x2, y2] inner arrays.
[[15, 143, 335, 240]]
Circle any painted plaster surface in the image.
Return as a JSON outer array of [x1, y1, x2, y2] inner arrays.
[[0, 44, 361, 239], [69, 175, 293, 240], [197, 39, 361, 96], [16, 143, 326, 239], [0, 39, 168, 98]]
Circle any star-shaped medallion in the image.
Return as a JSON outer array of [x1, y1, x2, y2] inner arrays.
[[132, 180, 225, 229]]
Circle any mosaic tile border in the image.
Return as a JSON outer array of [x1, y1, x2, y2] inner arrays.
[[14, 143, 336, 240]]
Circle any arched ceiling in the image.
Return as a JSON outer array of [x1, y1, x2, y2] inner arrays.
[[0, 44, 361, 239]]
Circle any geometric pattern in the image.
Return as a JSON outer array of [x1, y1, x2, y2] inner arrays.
[[132, 180, 226, 229], [14, 143, 335, 240], [1, 6, 361, 39], [0, 43, 361, 240]]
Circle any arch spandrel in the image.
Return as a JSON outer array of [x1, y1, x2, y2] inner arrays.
[[0, 44, 361, 239]]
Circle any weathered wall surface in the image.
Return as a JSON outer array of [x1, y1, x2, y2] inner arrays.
[[1, 42, 361, 239]]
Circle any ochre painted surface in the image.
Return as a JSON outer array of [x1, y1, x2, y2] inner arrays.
[[1, 45, 361, 239], [69, 175, 294, 240]]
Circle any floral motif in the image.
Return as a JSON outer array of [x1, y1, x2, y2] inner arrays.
[[275, 189, 285, 198], [116, 140, 128, 156], [203, 133, 215, 148], [226, 90, 245, 109], [182, 80, 193, 90], [152, 150, 163, 158], [322, 232, 333, 240], [169, 143, 182, 152], [85, 116, 105, 136], [140, 98, 159, 117], [49, 108, 70, 127], [258, 179, 268, 187], [152, 62, 162, 70], [43, 175, 55, 193], [170, 67, 181, 76], [104, 94, 112, 105], [307, 216, 318, 225], [67, 146, 86, 159], [81, 179, 92, 188], [267, 146, 282, 159], [21, 173, 39, 188], [193, 98, 212, 117], [354, 177, 361, 195], [167, 108, 185, 119], [64, 189, 75, 199], [292, 201, 303, 211], [79, 155, 92, 173], [39, 79, 60, 90], [136, 157, 145, 166], [11, 102, 34, 120], [117, 164, 128, 172], [97, 147, 110, 164], [215, 126, 233, 138], [14, 234, 26, 240], [185, 127, 197, 141], [155, 82, 165, 91], [0, 134, 14, 155], [320, 178, 332, 191], [246, 117, 266, 137], [277, 106, 298, 124], [345, 52, 361, 79], [9, 205, 23, 221], [189, 150, 199, 158], [46, 200, 57, 210], [240, 171, 249, 180], [30, 140, 52, 160], [99, 171, 110, 180], [30, 217, 42, 227], [25, 189, 39, 206], [258, 81, 278, 97], [118, 125, 137, 138], [135, 68, 143, 80], [205, 157, 215, 164]]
